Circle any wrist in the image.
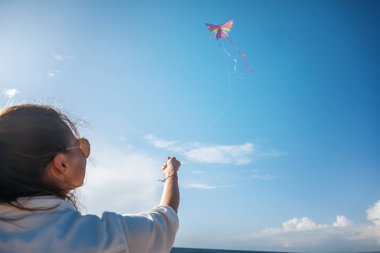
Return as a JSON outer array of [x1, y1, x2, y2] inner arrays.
[[159, 174, 178, 183], [165, 169, 178, 177]]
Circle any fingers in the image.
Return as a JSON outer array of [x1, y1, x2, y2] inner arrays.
[[163, 156, 181, 172], [167, 156, 178, 162]]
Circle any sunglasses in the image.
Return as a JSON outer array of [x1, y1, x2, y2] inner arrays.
[[64, 138, 91, 158]]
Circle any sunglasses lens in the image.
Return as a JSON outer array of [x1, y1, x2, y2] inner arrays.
[[79, 138, 90, 158]]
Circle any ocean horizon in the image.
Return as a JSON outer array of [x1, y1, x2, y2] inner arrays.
[[171, 248, 289, 253], [171, 248, 380, 253]]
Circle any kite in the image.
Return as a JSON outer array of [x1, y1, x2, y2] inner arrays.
[[205, 19, 233, 39], [205, 19, 253, 73]]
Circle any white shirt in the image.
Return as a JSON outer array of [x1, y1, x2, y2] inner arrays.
[[0, 196, 179, 253]]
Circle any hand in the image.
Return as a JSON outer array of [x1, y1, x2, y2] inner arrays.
[[162, 156, 181, 176]]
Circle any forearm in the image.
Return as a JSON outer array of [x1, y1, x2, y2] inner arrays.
[[160, 172, 180, 213]]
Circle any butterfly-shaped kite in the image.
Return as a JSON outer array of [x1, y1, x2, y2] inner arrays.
[[205, 19, 234, 40], [205, 19, 252, 72]]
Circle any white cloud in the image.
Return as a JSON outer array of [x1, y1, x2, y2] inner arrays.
[[144, 134, 281, 192], [52, 53, 65, 61], [283, 217, 328, 231], [145, 134, 258, 165], [367, 200, 380, 226], [184, 183, 229, 190], [3, 88, 19, 98], [48, 70, 62, 77], [52, 53, 74, 61], [184, 143, 254, 165], [144, 134, 179, 150], [333, 215, 351, 227], [357, 200, 380, 244], [240, 201, 380, 252], [262, 217, 328, 234], [79, 145, 163, 215]]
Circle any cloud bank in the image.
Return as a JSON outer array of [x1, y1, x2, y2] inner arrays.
[[232, 200, 380, 252]]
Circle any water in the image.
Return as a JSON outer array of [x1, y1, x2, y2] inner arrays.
[[171, 248, 286, 253], [171, 249, 380, 253]]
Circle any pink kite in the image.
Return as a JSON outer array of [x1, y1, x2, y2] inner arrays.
[[205, 19, 234, 40], [205, 19, 252, 72]]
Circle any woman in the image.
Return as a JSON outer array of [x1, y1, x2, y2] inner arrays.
[[0, 104, 180, 253]]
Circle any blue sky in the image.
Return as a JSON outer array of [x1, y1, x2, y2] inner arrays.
[[1, 0, 379, 252]]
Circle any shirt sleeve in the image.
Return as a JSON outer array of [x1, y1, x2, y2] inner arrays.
[[103, 206, 179, 253]]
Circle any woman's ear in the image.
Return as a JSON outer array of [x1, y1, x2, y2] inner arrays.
[[48, 153, 69, 181]]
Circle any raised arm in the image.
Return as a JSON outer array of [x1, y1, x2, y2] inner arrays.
[[107, 156, 181, 253], [160, 156, 180, 213]]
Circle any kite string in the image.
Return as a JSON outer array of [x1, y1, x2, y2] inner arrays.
[[227, 37, 253, 72], [223, 40, 233, 113], [196, 40, 232, 140], [219, 41, 244, 79], [221, 44, 238, 74]]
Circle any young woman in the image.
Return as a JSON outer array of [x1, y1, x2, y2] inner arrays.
[[0, 104, 180, 253]]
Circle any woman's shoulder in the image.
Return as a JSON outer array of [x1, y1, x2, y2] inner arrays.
[[0, 197, 128, 253]]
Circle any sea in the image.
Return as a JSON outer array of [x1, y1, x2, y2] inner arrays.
[[171, 248, 288, 253], [171, 248, 380, 253]]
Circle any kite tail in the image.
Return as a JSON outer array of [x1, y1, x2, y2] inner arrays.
[[240, 52, 253, 72], [227, 37, 253, 72]]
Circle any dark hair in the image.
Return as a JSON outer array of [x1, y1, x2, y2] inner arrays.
[[0, 104, 80, 209]]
